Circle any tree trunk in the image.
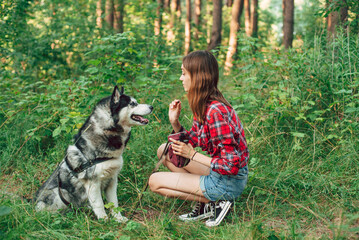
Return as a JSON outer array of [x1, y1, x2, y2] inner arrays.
[[340, 5, 348, 24], [327, 0, 348, 39], [282, 0, 294, 49], [244, 0, 251, 36], [105, 0, 114, 28], [185, 0, 191, 55], [164, 0, 170, 10], [250, 0, 258, 37], [96, 0, 103, 28], [206, 0, 213, 44], [194, 0, 202, 40], [327, 7, 339, 38], [167, 0, 178, 42], [225, 0, 244, 73], [113, 0, 124, 33], [176, 0, 181, 18], [207, 0, 222, 51], [155, 0, 164, 36]]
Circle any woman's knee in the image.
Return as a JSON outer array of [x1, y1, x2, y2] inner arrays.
[[148, 173, 161, 192]]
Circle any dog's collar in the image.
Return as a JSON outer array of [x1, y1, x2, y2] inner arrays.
[[65, 156, 114, 173]]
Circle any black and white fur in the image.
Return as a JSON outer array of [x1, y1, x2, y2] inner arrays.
[[33, 86, 153, 222]]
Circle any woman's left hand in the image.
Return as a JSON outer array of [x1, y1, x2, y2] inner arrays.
[[169, 138, 195, 159]]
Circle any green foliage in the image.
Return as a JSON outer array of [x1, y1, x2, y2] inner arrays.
[[0, 0, 101, 83], [84, 31, 181, 91], [321, 0, 359, 34], [295, 0, 325, 47], [0, 206, 12, 217]]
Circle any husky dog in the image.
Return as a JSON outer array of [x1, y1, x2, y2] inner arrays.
[[33, 86, 153, 222]]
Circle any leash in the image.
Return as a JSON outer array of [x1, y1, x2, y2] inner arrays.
[[58, 172, 72, 206], [128, 140, 171, 220], [58, 156, 114, 206]]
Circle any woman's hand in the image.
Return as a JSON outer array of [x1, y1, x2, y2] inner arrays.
[[169, 138, 196, 159], [169, 99, 182, 131]]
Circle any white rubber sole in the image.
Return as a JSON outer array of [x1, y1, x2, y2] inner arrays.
[[205, 201, 232, 227], [179, 211, 213, 222]]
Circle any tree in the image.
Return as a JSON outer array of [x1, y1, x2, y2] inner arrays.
[[250, 0, 258, 37], [244, 0, 251, 36], [185, 0, 192, 54], [194, 0, 202, 40], [282, 0, 294, 49], [96, 0, 103, 28], [164, 0, 170, 10], [102, 0, 124, 32], [327, 0, 348, 39], [105, 0, 114, 28], [206, 0, 213, 44], [155, 0, 164, 36], [167, 0, 179, 42], [225, 0, 244, 72], [207, 0, 222, 51], [176, 0, 182, 17], [114, 0, 124, 33]]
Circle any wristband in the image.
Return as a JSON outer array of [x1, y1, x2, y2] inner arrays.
[[191, 151, 198, 161]]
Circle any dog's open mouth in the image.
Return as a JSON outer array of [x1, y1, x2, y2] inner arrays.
[[131, 114, 149, 124]]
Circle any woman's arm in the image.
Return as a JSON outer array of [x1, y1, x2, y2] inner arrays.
[[169, 99, 182, 132], [190, 151, 211, 168]]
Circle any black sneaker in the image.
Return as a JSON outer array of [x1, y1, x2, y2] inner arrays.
[[205, 200, 232, 227], [179, 202, 213, 221]]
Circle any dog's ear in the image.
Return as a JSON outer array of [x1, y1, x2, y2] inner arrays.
[[111, 86, 121, 104], [120, 86, 124, 95]]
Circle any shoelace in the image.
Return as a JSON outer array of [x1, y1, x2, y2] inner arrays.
[[189, 202, 202, 216], [207, 202, 214, 214]]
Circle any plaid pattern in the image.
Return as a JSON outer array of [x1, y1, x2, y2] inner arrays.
[[186, 101, 249, 175]]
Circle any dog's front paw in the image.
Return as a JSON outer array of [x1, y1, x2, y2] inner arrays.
[[96, 212, 109, 221], [116, 216, 128, 223], [113, 212, 128, 223]]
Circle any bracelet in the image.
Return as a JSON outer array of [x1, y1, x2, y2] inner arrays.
[[191, 151, 198, 161]]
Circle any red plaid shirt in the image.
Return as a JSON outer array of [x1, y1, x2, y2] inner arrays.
[[185, 101, 249, 175]]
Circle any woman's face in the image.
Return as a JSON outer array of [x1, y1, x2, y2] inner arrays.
[[180, 65, 191, 92]]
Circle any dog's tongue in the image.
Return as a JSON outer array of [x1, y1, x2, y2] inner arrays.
[[138, 116, 149, 123], [133, 115, 149, 124]]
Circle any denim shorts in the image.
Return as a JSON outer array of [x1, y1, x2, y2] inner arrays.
[[199, 166, 248, 201]]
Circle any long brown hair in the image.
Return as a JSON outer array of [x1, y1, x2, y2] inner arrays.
[[183, 50, 230, 124]]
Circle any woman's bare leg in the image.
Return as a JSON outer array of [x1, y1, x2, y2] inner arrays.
[[150, 144, 211, 202], [148, 171, 209, 203]]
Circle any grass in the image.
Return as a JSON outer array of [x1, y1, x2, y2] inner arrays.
[[1, 33, 359, 239]]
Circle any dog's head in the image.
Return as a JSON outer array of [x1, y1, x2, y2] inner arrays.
[[110, 86, 153, 127]]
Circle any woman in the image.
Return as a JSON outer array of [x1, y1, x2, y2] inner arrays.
[[148, 50, 249, 227]]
